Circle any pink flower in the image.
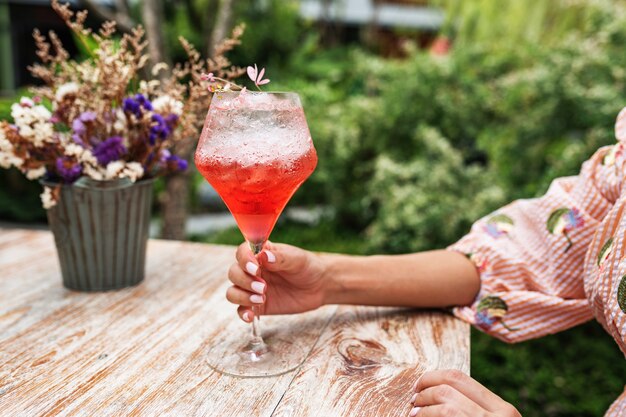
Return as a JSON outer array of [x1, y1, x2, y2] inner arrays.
[[247, 64, 270, 87], [201, 72, 215, 82]]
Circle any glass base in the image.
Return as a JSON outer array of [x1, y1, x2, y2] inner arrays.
[[207, 328, 310, 378]]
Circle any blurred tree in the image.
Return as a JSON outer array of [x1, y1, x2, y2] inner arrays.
[[141, 0, 170, 69], [81, 0, 135, 33], [209, 0, 235, 56]]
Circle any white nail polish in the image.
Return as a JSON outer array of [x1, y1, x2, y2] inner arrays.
[[243, 311, 251, 322], [410, 393, 417, 404], [246, 262, 258, 276], [251, 281, 265, 294], [264, 250, 276, 263], [250, 294, 263, 304], [409, 406, 421, 417]]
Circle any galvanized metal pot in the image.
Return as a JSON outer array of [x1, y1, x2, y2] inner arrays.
[[43, 177, 154, 291]]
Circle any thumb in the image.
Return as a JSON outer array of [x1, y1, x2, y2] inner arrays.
[[258, 241, 307, 274]]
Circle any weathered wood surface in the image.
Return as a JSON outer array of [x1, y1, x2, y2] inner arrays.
[[0, 228, 469, 417]]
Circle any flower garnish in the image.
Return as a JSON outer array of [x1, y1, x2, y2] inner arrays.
[[247, 64, 270, 89]]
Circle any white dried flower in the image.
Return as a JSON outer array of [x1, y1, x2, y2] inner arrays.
[[19, 97, 34, 107], [0, 126, 23, 169], [151, 62, 169, 76], [105, 160, 125, 179], [113, 108, 127, 134], [11, 98, 54, 147], [40, 187, 56, 209], [121, 162, 144, 182], [64, 143, 84, 158], [26, 166, 46, 180], [55, 82, 79, 102], [0, 153, 22, 169], [83, 164, 105, 181], [152, 95, 184, 116], [80, 149, 98, 165]]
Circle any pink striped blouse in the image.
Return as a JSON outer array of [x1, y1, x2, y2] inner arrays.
[[449, 109, 626, 416]]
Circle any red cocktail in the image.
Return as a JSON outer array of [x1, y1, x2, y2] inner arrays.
[[195, 91, 317, 377]]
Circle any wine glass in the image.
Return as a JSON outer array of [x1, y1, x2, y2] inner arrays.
[[194, 91, 318, 377]]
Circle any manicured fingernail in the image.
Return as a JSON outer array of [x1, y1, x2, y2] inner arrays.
[[409, 406, 421, 417], [251, 281, 265, 294], [243, 311, 251, 322], [412, 379, 418, 391], [264, 250, 276, 263], [246, 262, 258, 276], [410, 393, 417, 404], [250, 294, 264, 304]]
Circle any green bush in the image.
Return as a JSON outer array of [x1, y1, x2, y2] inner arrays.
[[366, 127, 504, 253], [279, 2, 626, 252]]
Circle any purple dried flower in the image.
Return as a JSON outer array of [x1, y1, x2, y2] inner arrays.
[[93, 136, 127, 165], [123, 94, 153, 118], [71, 111, 98, 145], [166, 154, 188, 172], [149, 113, 173, 145], [176, 158, 188, 171], [159, 149, 171, 162], [165, 114, 178, 126], [135, 94, 153, 111], [72, 118, 86, 135], [71, 133, 85, 146], [123, 97, 140, 116], [80, 111, 97, 122], [55, 157, 83, 183]]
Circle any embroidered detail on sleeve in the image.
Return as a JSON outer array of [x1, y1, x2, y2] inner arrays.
[[483, 214, 514, 239], [465, 252, 491, 275], [618, 276, 626, 314], [598, 237, 614, 270], [475, 296, 517, 331], [546, 207, 585, 252], [602, 144, 623, 166]]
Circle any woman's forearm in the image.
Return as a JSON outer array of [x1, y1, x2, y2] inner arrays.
[[321, 250, 480, 308]]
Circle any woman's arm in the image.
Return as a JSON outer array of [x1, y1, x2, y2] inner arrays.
[[322, 250, 480, 307], [226, 242, 479, 321]]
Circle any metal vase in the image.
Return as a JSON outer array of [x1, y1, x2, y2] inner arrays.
[[44, 177, 154, 291]]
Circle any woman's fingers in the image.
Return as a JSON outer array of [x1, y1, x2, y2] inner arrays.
[[237, 306, 254, 323], [410, 405, 464, 417], [415, 370, 503, 413], [226, 286, 265, 307], [235, 243, 260, 277], [413, 385, 485, 416], [258, 242, 307, 275], [228, 263, 266, 294]]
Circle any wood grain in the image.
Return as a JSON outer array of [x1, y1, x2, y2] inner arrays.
[[0, 228, 469, 417], [273, 307, 469, 417]]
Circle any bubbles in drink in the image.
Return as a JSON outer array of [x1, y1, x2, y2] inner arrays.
[[194, 92, 317, 244]]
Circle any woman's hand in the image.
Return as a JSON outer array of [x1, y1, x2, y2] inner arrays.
[[408, 370, 521, 417], [226, 241, 328, 322]]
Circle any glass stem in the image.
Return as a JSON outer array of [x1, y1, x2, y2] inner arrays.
[[251, 307, 263, 344], [249, 241, 266, 348]]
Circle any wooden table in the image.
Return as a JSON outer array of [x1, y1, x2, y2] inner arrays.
[[0, 228, 469, 417]]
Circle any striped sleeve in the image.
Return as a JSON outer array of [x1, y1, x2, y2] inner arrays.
[[448, 144, 621, 343], [605, 388, 626, 417]]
